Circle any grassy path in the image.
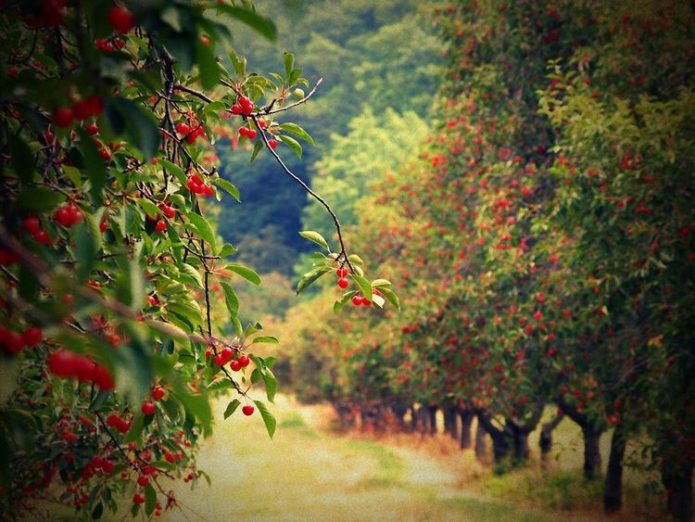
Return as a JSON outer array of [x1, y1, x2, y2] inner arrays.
[[162, 395, 599, 522]]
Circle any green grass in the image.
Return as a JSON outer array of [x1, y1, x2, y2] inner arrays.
[[153, 396, 581, 522]]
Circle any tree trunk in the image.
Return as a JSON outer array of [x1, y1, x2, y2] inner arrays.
[[476, 411, 512, 463], [582, 424, 602, 480], [460, 409, 475, 449], [475, 420, 487, 460], [662, 460, 693, 522], [416, 405, 428, 435], [427, 404, 438, 435], [603, 424, 626, 514], [539, 412, 564, 460], [512, 428, 530, 462], [409, 405, 417, 432], [443, 403, 458, 440]]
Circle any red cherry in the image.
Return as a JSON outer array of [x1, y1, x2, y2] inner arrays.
[[22, 326, 43, 346], [352, 295, 362, 306], [147, 295, 158, 306], [132, 493, 145, 505], [85, 122, 99, 135], [268, 139, 278, 149], [336, 267, 348, 278], [137, 475, 149, 487], [2, 331, 25, 354], [202, 185, 215, 197], [230, 104, 243, 115], [22, 216, 41, 234], [213, 354, 225, 367], [337, 278, 349, 289], [141, 402, 156, 416], [230, 359, 242, 372], [52, 107, 74, 128], [108, 6, 136, 34], [361, 297, 371, 306], [238, 355, 250, 368], [154, 219, 167, 233], [152, 386, 165, 400], [175, 122, 190, 135], [33, 230, 52, 246], [159, 203, 176, 219], [72, 96, 104, 120], [242, 405, 254, 416], [92, 364, 115, 390], [47, 350, 76, 377], [99, 148, 112, 161]]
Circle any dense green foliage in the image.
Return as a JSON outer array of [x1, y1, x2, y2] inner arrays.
[[214, 0, 442, 271], [282, 1, 694, 520], [0, 1, 394, 519]]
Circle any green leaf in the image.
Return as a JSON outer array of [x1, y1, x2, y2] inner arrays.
[[262, 368, 277, 403], [218, 243, 237, 258], [378, 287, 400, 310], [180, 263, 203, 288], [371, 279, 392, 288], [278, 134, 302, 158], [137, 198, 160, 219], [225, 263, 261, 285], [167, 302, 203, 326], [348, 254, 365, 266], [216, 6, 277, 41], [74, 214, 102, 282], [220, 281, 239, 318], [91, 502, 104, 520], [296, 266, 332, 294], [144, 483, 157, 517], [352, 274, 373, 301], [283, 52, 294, 77], [232, 316, 243, 337], [17, 187, 62, 212], [214, 178, 241, 202], [107, 97, 160, 160], [195, 37, 220, 90], [333, 290, 358, 314], [223, 399, 240, 419], [187, 212, 217, 252], [8, 134, 35, 184], [159, 159, 187, 185], [253, 400, 276, 438], [249, 140, 263, 163], [280, 122, 315, 145], [76, 128, 107, 204], [251, 336, 278, 344], [124, 414, 145, 443], [299, 230, 329, 251]]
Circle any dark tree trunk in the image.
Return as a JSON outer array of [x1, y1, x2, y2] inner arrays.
[[427, 404, 438, 435], [475, 420, 487, 460], [459, 409, 475, 449], [476, 410, 512, 463], [512, 428, 530, 462], [582, 424, 603, 480], [443, 403, 458, 440], [392, 400, 408, 431], [409, 405, 417, 432], [416, 405, 429, 435], [539, 412, 564, 459], [603, 424, 626, 514], [662, 460, 693, 522]]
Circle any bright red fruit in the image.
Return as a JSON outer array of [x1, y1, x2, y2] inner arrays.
[[152, 387, 165, 400], [238, 355, 250, 368], [47, 350, 75, 377], [22, 216, 41, 234], [268, 139, 278, 149], [352, 295, 362, 306], [132, 493, 145, 505], [141, 402, 156, 416], [154, 219, 167, 233], [22, 326, 43, 346], [137, 476, 149, 487], [108, 7, 135, 34], [85, 122, 99, 135], [242, 405, 254, 416], [52, 107, 74, 128], [337, 278, 349, 289], [230, 359, 242, 372], [175, 122, 190, 135], [336, 267, 348, 278]]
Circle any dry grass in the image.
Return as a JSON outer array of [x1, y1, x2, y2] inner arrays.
[[150, 395, 665, 522]]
